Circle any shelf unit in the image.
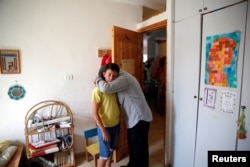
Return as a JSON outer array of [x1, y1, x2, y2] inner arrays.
[[24, 100, 75, 167]]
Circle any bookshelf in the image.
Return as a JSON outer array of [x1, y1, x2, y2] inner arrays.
[[24, 100, 75, 167]]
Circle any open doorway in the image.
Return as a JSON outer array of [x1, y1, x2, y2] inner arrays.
[[142, 27, 166, 165], [143, 28, 166, 115]]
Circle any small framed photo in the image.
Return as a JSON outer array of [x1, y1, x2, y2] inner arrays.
[[0, 49, 21, 74], [204, 87, 217, 109]]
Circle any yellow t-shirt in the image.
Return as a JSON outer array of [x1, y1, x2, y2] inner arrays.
[[91, 87, 120, 127]]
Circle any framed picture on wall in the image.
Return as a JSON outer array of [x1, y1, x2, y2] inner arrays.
[[0, 49, 21, 74]]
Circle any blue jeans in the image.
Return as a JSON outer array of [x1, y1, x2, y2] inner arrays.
[[97, 124, 120, 159]]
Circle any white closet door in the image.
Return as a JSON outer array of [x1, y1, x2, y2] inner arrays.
[[175, 0, 202, 22], [237, 1, 250, 150], [175, 0, 243, 22], [173, 15, 201, 167], [204, 0, 244, 12], [194, 2, 247, 167]]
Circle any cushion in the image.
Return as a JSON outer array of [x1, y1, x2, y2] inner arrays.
[[0, 146, 17, 167], [0, 141, 11, 154]]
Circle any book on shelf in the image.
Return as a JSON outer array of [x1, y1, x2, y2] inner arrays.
[[31, 146, 59, 157], [54, 149, 74, 166], [31, 139, 60, 148], [29, 143, 58, 154], [31, 116, 70, 128]]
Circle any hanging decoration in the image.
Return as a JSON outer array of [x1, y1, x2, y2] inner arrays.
[[101, 54, 112, 66], [236, 106, 246, 139], [8, 84, 26, 100]]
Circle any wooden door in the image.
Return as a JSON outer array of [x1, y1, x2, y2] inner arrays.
[[111, 26, 143, 85], [111, 26, 143, 162], [194, 2, 247, 167]]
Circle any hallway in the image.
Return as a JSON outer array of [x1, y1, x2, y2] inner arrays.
[[76, 108, 165, 167]]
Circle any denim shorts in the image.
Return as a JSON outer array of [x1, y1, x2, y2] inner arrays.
[[97, 124, 120, 159]]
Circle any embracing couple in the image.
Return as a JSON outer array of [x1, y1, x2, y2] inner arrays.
[[91, 62, 153, 167]]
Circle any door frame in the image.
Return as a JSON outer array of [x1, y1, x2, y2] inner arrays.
[[137, 20, 167, 33], [137, 19, 168, 166]]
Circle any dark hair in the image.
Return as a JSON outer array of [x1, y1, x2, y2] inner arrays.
[[98, 63, 120, 79]]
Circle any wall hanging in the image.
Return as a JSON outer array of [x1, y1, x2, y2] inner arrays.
[[0, 49, 21, 74], [8, 84, 26, 100], [98, 48, 111, 57]]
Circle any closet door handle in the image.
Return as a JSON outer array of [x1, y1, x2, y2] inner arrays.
[[194, 95, 197, 98], [199, 97, 203, 101], [241, 106, 246, 109]]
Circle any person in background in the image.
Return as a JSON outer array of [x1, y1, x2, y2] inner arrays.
[[95, 64, 153, 167], [92, 63, 121, 167], [151, 56, 166, 115]]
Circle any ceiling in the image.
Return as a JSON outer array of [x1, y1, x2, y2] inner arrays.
[[112, 0, 166, 11]]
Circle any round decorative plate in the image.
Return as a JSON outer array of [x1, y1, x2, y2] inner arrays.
[[8, 85, 26, 100]]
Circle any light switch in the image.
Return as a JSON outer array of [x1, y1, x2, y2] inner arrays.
[[64, 74, 73, 80]]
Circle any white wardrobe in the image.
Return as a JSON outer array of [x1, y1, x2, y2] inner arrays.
[[173, 0, 250, 166]]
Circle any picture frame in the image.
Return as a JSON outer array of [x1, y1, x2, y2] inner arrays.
[[0, 49, 21, 74], [98, 48, 111, 57], [204, 87, 217, 109]]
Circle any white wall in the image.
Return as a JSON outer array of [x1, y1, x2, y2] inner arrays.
[[0, 0, 142, 154]]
